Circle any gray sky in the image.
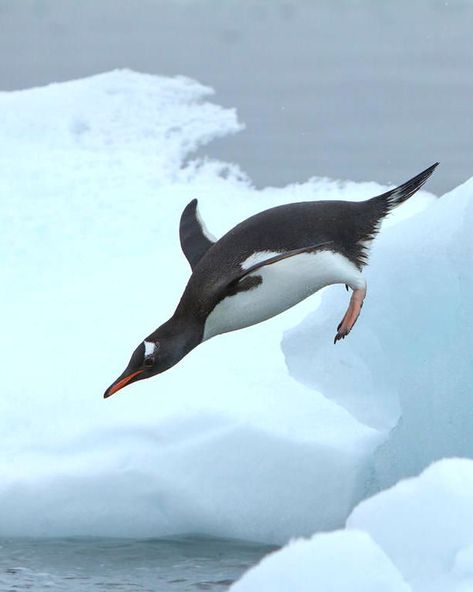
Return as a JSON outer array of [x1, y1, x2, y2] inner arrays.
[[1, 0, 472, 193]]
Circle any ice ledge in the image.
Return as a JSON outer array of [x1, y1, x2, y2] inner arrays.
[[232, 458, 473, 591]]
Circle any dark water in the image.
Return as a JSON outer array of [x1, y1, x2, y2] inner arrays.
[[0, 537, 275, 591]]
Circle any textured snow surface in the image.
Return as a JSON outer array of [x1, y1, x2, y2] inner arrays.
[[349, 459, 473, 591], [1, 71, 472, 552], [233, 460, 473, 592], [230, 530, 410, 592]]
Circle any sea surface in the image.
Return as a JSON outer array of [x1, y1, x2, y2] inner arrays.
[[0, 537, 275, 591]]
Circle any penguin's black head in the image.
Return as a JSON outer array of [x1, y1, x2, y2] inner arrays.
[[103, 318, 201, 398]]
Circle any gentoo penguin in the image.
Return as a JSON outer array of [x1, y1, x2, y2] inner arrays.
[[104, 163, 438, 398]]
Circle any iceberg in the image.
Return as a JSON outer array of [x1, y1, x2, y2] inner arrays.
[[230, 530, 410, 592], [1, 70, 472, 552], [232, 459, 473, 591], [349, 458, 473, 590]]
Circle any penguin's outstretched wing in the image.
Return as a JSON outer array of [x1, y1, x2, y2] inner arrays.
[[179, 199, 216, 270], [229, 241, 333, 285]]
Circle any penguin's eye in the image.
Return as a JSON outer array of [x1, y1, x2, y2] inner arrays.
[[144, 356, 155, 368]]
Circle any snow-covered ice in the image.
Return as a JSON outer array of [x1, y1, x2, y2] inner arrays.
[[349, 459, 473, 591], [0, 70, 382, 540], [230, 530, 411, 592], [232, 459, 473, 591], [1, 69, 473, 572]]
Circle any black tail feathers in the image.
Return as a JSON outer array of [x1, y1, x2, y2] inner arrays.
[[371, 162, 439, 214]]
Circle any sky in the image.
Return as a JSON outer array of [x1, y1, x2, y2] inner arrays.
[[1, 0, 472, 193]]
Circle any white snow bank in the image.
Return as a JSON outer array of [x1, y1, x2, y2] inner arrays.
[[1, 69, 470, 545], [232, 459, 473, 592], [230, 530, 410, 592], [348, 458, 473, 591], [1, 70, 395, 541]]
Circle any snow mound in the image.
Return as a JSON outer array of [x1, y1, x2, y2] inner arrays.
[[1, 69, 241, 167], [232, 459, 473, 591], [349, 458, 473, 591], [230, 530, 410, 592]]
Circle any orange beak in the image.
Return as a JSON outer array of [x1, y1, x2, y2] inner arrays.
[[104, 370, 143, 399]]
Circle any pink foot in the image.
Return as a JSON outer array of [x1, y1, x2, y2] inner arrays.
[[334, 288, 366, 344]]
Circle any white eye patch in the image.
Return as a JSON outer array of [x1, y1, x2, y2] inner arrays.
[[144, 341, 157, 356]]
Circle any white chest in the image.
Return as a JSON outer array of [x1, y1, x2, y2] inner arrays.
[[203, 250, 363, 340]]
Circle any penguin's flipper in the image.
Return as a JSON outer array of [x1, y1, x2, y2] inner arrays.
[[233, 241, 333, 284], [179, 199, 216, 270]]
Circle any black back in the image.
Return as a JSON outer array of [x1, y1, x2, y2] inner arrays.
[[174, 163, 438, 320]]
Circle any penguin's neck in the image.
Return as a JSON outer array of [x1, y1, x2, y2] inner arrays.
[[154, 308, 204, 354]]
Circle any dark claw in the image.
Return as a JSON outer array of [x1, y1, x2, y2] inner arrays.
[[334, 327, 351, 344], [345, 284, 349, 292]]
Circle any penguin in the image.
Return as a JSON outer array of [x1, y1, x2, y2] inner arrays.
[[104, 163, 438, 398]]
